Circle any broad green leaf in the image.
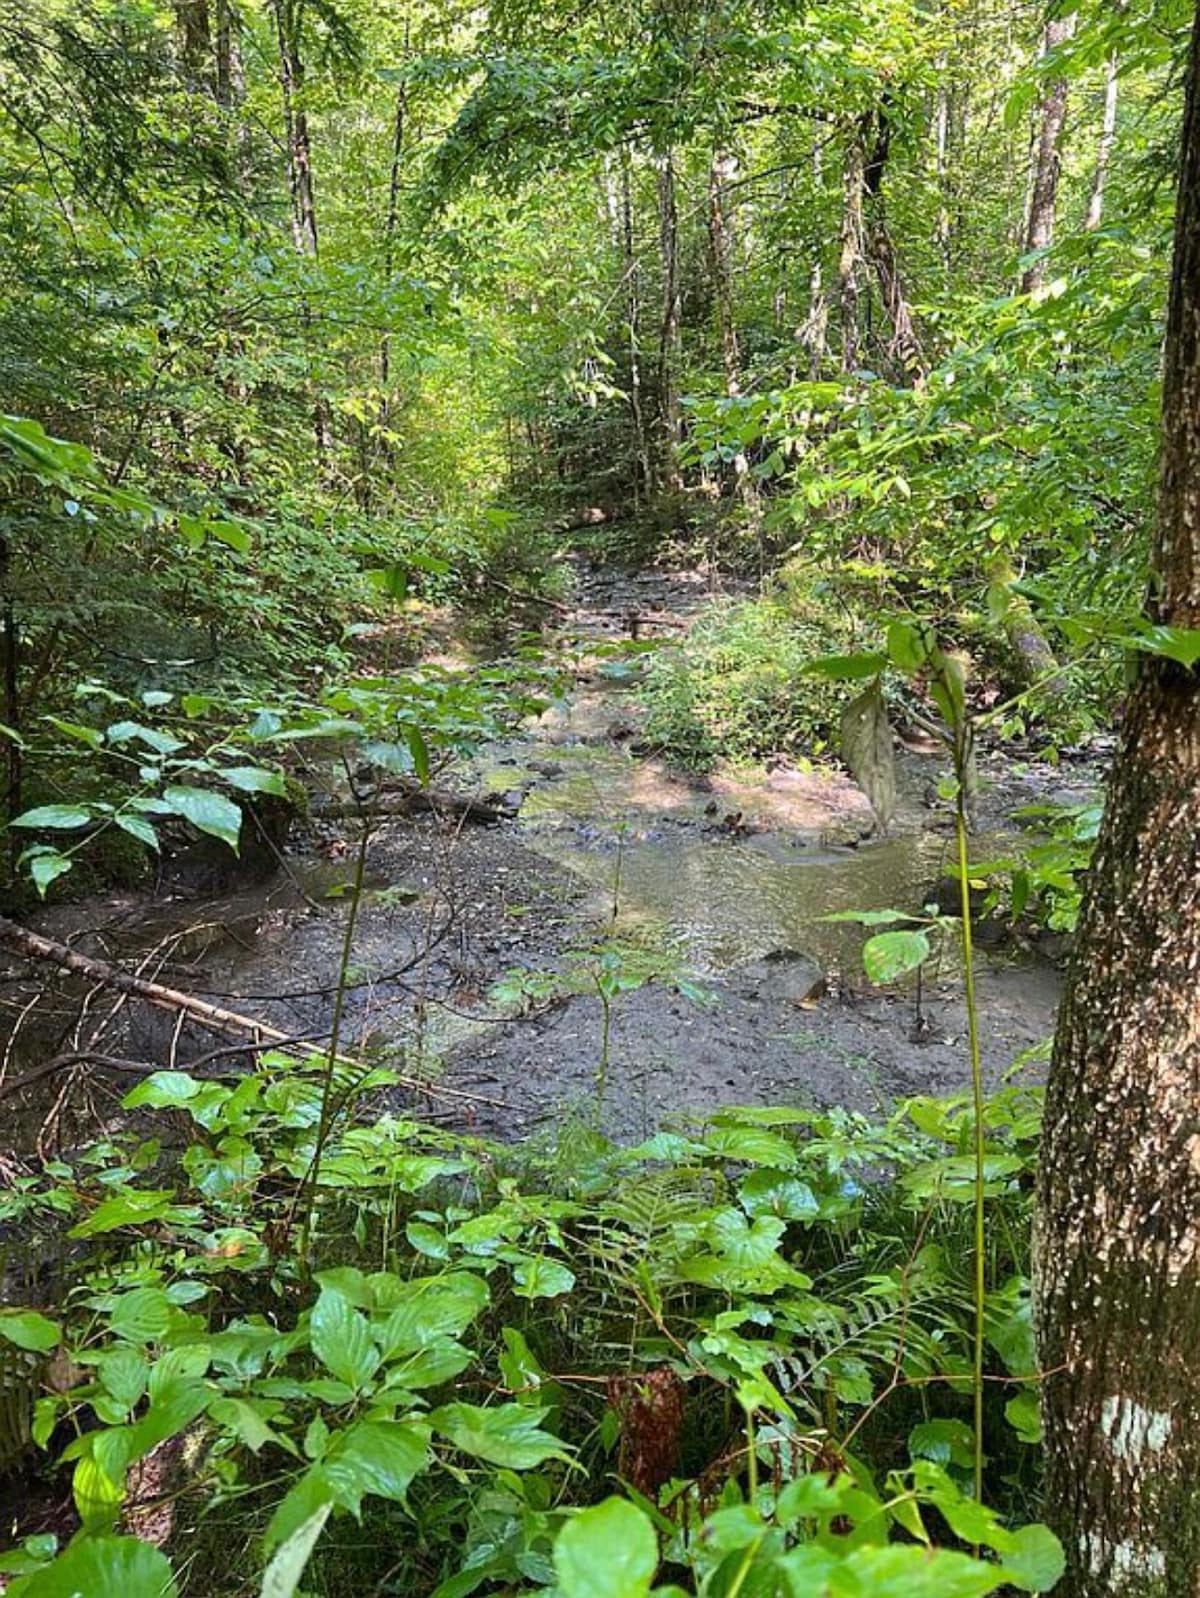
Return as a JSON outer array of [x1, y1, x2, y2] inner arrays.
[[105, 721, 183, 755], [96, 1346, 149, 1411], [702, 1125, 797, 1169], [163, 784, 242, 851], [115, 814, 160, 850], [259, 1505, 331, 1598], [374, 1273, 489, 1358], [107, 1287, 173, 1343], [14, 1535, 178, 1597], [862, 929, 930, 983], [1001, 1524, 1065, 1592], [324, 1419, 430, 1501], [45, 717, 104, 749], [10, 805, 92, 830], [70, 1190, 179, 1238], [554, 1498, 657, 1598], [512, 1256, 575, 1299], [887, 619, 934, 673], [309, 1288, 379, 1390], [0, 1309, 60, 1353], [431, 1402, 570, 1468], [207, 519, 251, 553], [221, 766, 287, 797], [737, 1169, 819, 1221], [802, 651, 887, 680], [840, 679, 895, 831], [30, 853, 73, 896]]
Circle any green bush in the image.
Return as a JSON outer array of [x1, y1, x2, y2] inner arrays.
[[0, 1059, 1058, 1597], [640, 592, 853, 768]]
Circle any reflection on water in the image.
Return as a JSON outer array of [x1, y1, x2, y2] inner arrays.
[[527, 829, 983, 976]]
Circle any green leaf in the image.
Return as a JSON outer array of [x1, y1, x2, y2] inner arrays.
[[373, 1273, 489, 1358], [862, 929, 930, 983], [96, 1347, 149, 1411], [554, 1498, 657, 1598], [1001, 1524, 1065, 1592], [909, 1418, 976, 1469], [115, 814, 160, 850], [70, 1189, 179, 1238], [702, 1125, 798, 1169], [0, 1309, 60, 1353], [325, 1419, 430, 1502], [1004, 1391, 1042, 1445], [29, 853, 73, 896], [207, 519, 251, 554], [10, 805, 92, 830], [431, 1402, 570, 1468], [512, 1256, 575, 1299], [163, 785, 242, 851], [1132, 624, 1200, 668], [108, 1287, 173, 1343], [13, 1535, 178, 1597], [887, 619, 934, 674], [737, 1169, 819, 1221], [309, 1288, 379, 1390], [222, 766, 287, 797], [802, 651, 887, 680], [840, 679, 895, 831], [259, 1506, 331, 1598], [45, 717, 104, 750]]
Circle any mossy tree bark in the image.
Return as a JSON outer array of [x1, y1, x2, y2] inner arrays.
[[1034, 6, 1200, 1591]]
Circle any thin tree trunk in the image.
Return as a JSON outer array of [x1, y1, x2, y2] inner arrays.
[[797, 138, 828, 378], [619, 149, 651, 505], [862, 102, 925, 379], [1021, 13, 1077, 293], [375, 59, 408, 491], [656, 149, 683, 492], [269, 0, 331, 458], [706, 148, 741, 395], [932, 60, 952, 276], [1034, 6, 1200, 1590], [836, 125, 866, 374], [1085, 51, 1119, 230], [174, 0, 212, 89], [0, 537, 21, 877]]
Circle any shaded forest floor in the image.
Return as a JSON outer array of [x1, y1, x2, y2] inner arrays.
[[4, 563, 1104, 1147]]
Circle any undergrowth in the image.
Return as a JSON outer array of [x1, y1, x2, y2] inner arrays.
[[639, 592, 854, 770], [0, 1061, 1060, 1597]]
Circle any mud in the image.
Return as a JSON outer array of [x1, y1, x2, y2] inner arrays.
[[1, 564, 1103, 1144]]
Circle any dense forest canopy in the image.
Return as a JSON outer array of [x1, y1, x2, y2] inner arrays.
[[2, 0, 1200, 1593]]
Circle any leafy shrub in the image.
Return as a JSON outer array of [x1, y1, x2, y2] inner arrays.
[[0, 1061, 1058, 1596], [640, 592, 853, 768]]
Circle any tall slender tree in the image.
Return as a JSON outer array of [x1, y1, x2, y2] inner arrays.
[[1021, 12, 1077, 292], [1034, 3, 1200, 1590]]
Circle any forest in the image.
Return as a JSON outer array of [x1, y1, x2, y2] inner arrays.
[[1, 0, 1198, 1592]]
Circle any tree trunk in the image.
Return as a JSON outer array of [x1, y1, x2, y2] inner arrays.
[[0, 536, 21, 877], [706, 148, 741, 396], [619, 149, 651, 505], [861, 101, 925, 379], [1021, 13, 1077, 294], [174, 0, 212, 90], [269, 0, 331, 459], [656, 150, 684, 493], [796, 138, 828, 378], [1034, 7, 1200, 1591], [1085, 51, 1119, 231], [836, 125, 866, 374]]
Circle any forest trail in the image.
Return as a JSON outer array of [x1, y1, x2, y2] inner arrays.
[[4, 565, 1092, 1142]]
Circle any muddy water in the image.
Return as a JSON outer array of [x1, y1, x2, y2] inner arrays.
[[3, 567, 1094, 1143]]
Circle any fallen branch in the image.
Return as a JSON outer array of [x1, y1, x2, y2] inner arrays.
[[313, 782, 513, 824], [0, 915, 504, 1107]]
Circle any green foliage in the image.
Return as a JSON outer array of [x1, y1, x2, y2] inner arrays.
[[640, 594, 854, 768], [0, 1049, 1055, 1595]]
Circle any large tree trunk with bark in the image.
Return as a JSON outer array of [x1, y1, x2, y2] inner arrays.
[[1021, 13, 1077, 294], [1034, 6, 1200, 1591]]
